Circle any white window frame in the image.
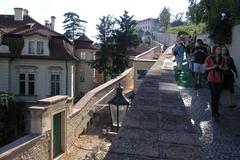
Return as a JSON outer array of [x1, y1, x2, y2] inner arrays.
[[37, 41, 44, 54], [48, 66, 63, 96], [28, 41, 35, 54], [19, 73, 35, 95], [80, 52, 86, 59], [50, 74, 60, 96]]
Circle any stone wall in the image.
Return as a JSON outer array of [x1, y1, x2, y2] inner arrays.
[[66, 68, 134, 149], [0, 132, 51, 160], [0, 67, 134, 160]]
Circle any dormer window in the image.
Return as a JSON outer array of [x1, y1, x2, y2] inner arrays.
[[27, 41, 44, 54], [22, 35, 49, 56]]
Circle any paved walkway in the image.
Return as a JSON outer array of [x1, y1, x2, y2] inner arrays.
[[180, 83, 240, 159], [105, 53, 202, 159]]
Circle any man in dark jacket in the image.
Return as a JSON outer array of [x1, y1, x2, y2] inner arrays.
[[192, 39, 208, 90]]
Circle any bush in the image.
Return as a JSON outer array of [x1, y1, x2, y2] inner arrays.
[[167, 23, 207, 35], [0, 93, 28, 147]]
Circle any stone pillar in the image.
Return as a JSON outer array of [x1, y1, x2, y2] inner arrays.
[[29, 106, 46, 134]]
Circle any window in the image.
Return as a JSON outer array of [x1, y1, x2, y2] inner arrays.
[[28, 74, 35, 95], [51, 74, 60, 96], [37, 41, 44, 54], [85, 52, 93, 60], [28, 41, 35, 54], [19, 74, 26, 95], [79, 69, 85, 82], [19, 73, 35, 95], [80, 52, 86, 59], [136, 69, 147, 80], [28, 41, 44, 55]]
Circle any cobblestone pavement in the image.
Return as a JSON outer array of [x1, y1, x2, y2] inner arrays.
[[180, 86, 240, 160]]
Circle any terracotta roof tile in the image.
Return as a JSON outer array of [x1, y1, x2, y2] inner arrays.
[[74, 34, 93, 43], [0, 14, 77, 61]]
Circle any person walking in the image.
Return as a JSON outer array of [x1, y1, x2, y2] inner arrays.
[[204, 45, 227, 117], [221, 46, 238, 108], [185, 40, 194, 75], [172, 36, 185, 74], [192, 39, 208, 90]]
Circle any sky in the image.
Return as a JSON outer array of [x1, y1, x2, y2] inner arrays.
[[1, 0, 189, 41]]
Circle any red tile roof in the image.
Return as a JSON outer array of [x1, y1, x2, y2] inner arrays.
[[0, 14, 77, 60], [74, 34, 97, 50]]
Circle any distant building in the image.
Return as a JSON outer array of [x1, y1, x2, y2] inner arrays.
[[136, 18, 177, 47], [136, 18, 160, 32], [0, 8, 96, 102]]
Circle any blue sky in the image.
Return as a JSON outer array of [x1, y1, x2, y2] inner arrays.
[[1, 0, 189, 40]]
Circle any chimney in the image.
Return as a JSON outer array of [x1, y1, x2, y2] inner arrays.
[[23, 9, 29, 16], [14, 8, 24, 21], [45, 20, 51, 29], [50, 16, 56, 30]]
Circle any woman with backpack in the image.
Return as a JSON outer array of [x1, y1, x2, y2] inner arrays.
[[221, 46, 238, 108], [204, 46, 227, 117]]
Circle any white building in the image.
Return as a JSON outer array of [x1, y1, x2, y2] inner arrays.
[[0, 8, 96, 102], [136, 18, 160, 32]]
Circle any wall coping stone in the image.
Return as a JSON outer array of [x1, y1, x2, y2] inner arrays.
[[134, 47, 157, 59], [133, 59, 157, 62], [37, 95, 68, 106], [71, 67, 133, 117], [0, 134, 40, 159]]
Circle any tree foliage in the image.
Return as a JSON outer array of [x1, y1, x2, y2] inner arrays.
[[171, 12, 185, 27], [187, 0, 240, 44], [90, 15, 115, 82], [0, 93, 28, 147], [159, 7, 171, 31], [91, 11, 140, 81], [63, 12, 87, 40], [113, 10, 141, 75]]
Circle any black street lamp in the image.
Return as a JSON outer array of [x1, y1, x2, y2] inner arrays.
[[108, 83, 130, 132]]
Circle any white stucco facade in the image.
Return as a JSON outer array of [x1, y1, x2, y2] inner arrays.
[[2, 59, 76, 102], [136, 18, 160, 32], [74, 49, 96, 96], [0, 58, 10, 93], [0, 56, 76, 102], [228, 24, 240, 86]]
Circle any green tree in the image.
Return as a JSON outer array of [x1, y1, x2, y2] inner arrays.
[[113, 10, 141, 75], [90, 15, 116, 82], [171, 12, 185, 27], [159, 7, 171, 31], [186, 0, 207, 24], [63, 12, 87, 40], [187, 0, 240, 44]]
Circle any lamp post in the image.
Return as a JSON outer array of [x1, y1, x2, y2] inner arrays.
[[108, 83, 130, 132]]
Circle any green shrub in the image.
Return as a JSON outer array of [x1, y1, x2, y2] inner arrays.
[[0, 93, 28, 147], [167, 23, 207, 35]]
